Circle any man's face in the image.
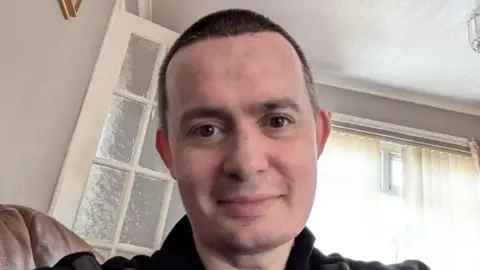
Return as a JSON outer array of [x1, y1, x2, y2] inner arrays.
[[158, 32, 329, 252]]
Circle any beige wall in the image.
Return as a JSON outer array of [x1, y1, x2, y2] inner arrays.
[[0, 0, 115, 212], [317, 84, 480, 140]]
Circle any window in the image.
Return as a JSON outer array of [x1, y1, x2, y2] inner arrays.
[[309, 130, 480, 269], [380, 141, 403, 196]]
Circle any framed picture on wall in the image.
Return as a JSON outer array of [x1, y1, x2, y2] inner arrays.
[[59, 0, 83, 20]]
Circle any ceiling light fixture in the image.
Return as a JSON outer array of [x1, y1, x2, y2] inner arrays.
[[468, 7, 480, 53]]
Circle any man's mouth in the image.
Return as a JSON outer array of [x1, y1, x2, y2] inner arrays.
[[217, 195, 282, 217]]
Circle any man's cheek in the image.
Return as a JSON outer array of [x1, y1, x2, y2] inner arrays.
[[177, 162, 211, 192]]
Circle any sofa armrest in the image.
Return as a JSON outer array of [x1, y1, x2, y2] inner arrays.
[[0, 204, 104, 268]]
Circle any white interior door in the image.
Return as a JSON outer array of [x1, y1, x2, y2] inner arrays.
[[48, 3, 185, 259]]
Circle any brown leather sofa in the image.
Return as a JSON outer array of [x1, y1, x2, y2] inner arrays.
[[0, 204, 103, 269]]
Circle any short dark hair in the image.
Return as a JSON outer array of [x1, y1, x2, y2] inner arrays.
[[158, 8, 318, 132]]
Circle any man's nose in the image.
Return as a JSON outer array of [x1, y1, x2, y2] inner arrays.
[[222, 131, 269, 181]]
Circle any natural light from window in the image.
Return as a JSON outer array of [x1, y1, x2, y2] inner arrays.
[[390, 155, 403, 189], [308, 131, 480, 270]]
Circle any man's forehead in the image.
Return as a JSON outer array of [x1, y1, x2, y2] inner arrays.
[[166, 32, 302, 79], [163, 32, 308, 122]]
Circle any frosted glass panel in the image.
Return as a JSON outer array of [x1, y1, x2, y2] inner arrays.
[[73, 165, 127, 240], [139, 107, 169, 173], [96, 95, 144, 163], [162, 183, 185, 242], [117, 34, 160, 98], [120, 175, 167, 247]]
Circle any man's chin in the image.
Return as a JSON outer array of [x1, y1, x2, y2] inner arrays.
[[215, 216, 289, 251], [218, 212, 271, 230], [220, 227, 293, 254]]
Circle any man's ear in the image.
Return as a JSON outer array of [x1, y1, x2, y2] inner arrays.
[[315, 110, 331, 158], [156, 129, 175, 178]]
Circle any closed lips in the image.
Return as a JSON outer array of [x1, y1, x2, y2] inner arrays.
[[217, 195, 282, 204]]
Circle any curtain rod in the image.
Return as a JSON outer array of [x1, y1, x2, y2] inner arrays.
[[330, 113, 471, 155]]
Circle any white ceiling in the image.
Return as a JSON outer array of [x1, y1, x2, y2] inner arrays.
[[149, 0, 480, 115]]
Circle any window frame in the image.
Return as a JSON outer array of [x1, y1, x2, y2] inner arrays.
[[380, 141, 403, 196]]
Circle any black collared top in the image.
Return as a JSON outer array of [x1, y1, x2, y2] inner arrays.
[[100, 215, 430, 270]]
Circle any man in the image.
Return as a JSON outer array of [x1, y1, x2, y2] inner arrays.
[[39, 8, 429, 270]]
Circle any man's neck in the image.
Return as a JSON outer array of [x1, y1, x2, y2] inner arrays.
[[195, 239, 294, 270]]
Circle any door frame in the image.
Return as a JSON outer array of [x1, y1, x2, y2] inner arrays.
[[48, 0, 179, 236]]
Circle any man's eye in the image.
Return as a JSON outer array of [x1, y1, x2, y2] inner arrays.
[[267, 116, 292, 128], [193, 125, 218, 137]]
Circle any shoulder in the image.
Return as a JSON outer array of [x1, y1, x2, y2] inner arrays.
[[102, 254, 152, 269], [35, 252, 154, 269], [346, 258, 430, 270], [310, 249, 430, 270]]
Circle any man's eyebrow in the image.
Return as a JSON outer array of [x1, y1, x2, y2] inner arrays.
[[178, 98, 300, 125], [246, 98, 300, 114], [179, 107, 229, 125]]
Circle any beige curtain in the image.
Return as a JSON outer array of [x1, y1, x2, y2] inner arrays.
[[401, 145, 480, 269], [307, 130, 392, 262], [307, 131, 480, 268]]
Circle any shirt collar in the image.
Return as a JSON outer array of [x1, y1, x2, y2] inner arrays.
[[151, 215, 316, 270]]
